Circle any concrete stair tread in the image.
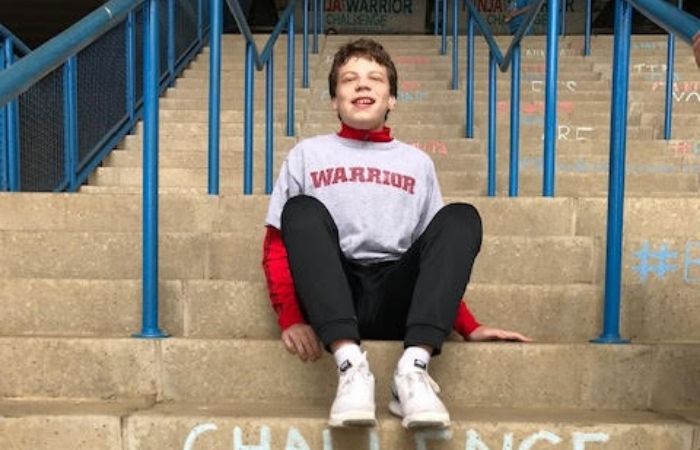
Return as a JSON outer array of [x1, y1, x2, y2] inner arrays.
[[4, 277, 697, 342], [6, 192, 700, 235], [0, 337, 697, 410], [77, 185, 700, 197], [2, 398, 694, 424], [2, 399, 697, 450]]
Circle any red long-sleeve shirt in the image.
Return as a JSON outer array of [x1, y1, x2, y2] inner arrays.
[[262, 226, 481, 338]]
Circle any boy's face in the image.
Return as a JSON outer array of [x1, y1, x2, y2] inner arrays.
[[331, 56, 396, 131]]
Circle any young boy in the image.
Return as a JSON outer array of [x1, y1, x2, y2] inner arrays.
[[262, 38, 529, 429]]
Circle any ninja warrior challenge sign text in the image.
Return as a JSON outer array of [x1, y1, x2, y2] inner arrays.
[[297, 0, 587, 35], [298, 0, 426, 33]]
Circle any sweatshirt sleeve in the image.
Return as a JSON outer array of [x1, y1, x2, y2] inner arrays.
[[453, 300, 482, 338], [262, 225, 306, 330]]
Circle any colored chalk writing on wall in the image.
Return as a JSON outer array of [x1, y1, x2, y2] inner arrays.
[[633, 240, 700, 284]]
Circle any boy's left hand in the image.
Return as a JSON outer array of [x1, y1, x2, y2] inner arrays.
[[467, 325, 532, 342]]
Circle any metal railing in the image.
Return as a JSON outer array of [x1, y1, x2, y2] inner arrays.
[[0, 25, 31, 191], [0, 24, 32, 56], [0, 0, 211, 338], [437, 0, 558, 197], [435, 0, 700, 344], [208, 0, 321, 196], [584, 0, 685, 141], [594, 0, 699, 344], [0, 0, 208, 193]]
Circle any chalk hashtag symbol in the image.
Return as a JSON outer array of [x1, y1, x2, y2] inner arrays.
[[633, 241, 679, 282]]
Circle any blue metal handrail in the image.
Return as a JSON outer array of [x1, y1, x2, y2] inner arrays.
[[629, 0, 699, 43], [0, 24, 32, 56], [0, 0, 140, 107], [446, 0, 558, 197], [595, 0, 700, 344], [0, 0, 212, 339], [210, 0, 313, 195]]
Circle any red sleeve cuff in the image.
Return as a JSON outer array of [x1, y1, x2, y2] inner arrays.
[[262, 226, 306, 331], [453, 299, 481, 337]]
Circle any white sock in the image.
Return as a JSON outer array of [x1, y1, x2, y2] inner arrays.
[[398, 346, 431, 374], [333, 343, 363, 370]]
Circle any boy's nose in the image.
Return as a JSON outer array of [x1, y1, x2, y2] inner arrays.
[[354, 82, 370, 92]]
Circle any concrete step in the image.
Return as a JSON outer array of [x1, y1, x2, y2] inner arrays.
[[2, 275, 698, 343], [77, 184, 699, 198], [118, 133, 298, 151], [85, 165, 700, 196], [4, 194, 699, 237], [0, 230, 596, 284], [102, 149, 699, 177], [0, 338, 697, 410], [2, 400, 697, 450], [184, 66, 606, 82], [158, 97, 310, 110], [297, 123, 656, 141], [117, 131, 695, 161]]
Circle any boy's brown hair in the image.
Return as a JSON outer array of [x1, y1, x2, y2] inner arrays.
[[328, 38, 398, 99]]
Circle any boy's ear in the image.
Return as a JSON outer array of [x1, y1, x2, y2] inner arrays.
[[388, 96, 397, 110], [331, 96, 338, 111]]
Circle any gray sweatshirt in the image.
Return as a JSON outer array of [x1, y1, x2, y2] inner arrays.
[[266, 133, 444, 263]]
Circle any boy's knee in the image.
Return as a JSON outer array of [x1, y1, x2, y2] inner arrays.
[[281, 195, 331, 232], [440, 203, 482, 231]]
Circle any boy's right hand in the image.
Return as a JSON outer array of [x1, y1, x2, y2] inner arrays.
[[281, 323, 322, 362]]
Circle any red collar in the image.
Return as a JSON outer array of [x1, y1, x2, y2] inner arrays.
[[337, 123, 393, 143]]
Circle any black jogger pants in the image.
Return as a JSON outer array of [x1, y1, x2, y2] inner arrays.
[[280, 195, 482, 355]]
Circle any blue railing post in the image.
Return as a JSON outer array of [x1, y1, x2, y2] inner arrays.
[[594, 0, 632, 345], [584, 0, 592, 55], [465, 12, 474, 138], [244, 42, 255, 194], [266, 53, 274, 194], [663, 0, 682, 140], [167, 0, 176, 85], [560, 0, 566, 36], [126, 11, 136, 127], [208, 0, 222, 195], [0, 42, 6, 191], [303, 0, 309, 88], [663, 28, 675, 140], [319, 0, 325, 35], [487, 51, 497, 197], [451, 0, 459, 89], [287, 13, 296, 137], [509, 44, 521, 197], [542, 0, 560, 197], [4, 40, 19, 192], [63, 56, 79, 191], [138, 0, 167, 339], [197, 0, 204, 41], [312, 0, 319, 54], [441, 0, 448, 54]]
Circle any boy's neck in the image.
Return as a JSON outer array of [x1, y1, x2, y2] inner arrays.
[[337, 122, 393, 143]]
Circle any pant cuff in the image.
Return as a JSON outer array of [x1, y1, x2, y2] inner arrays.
[[318, 319, 361, 352], [405, 324, 448, 356]]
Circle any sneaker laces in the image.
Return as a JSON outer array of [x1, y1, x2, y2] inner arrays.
[[401, 369, 441, 397], [338, 361, 372, 395]]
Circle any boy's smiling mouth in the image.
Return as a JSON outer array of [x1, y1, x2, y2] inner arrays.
[[352, 97, 376, 108]]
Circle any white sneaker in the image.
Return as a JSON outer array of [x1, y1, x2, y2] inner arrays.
[[328, 352, 376, 427], [389, 363, 451, 429]]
